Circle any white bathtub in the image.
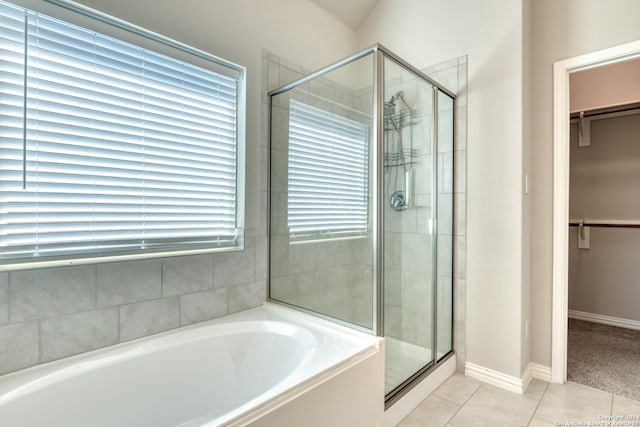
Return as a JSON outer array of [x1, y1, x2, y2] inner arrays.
[[0, 303, 384, 426]]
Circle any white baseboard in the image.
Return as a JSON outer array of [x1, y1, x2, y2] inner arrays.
[[464, 362, 553, 395], [465, 362, 526, 394], [568, 310, 640, 331], [465, 361, 553, 395], [529, 363, 552, 383]]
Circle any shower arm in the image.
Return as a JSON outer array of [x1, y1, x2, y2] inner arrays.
[[394, 91, 414, 113]]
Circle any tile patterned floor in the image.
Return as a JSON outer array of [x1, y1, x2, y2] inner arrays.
[[398, 373, 640, 427]]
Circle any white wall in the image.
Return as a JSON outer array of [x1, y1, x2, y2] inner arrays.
[[529, 0, 640, 367], [358, 0, 527, 378], [522, 0, 533, 375]]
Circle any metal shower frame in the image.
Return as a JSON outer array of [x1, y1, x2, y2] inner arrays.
[[267, 43, 456, 406]]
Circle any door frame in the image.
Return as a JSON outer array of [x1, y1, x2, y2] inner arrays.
[[551, 39, 640, 383]]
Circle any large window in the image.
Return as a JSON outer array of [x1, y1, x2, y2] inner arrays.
[[287, 100, 369, 240], [0, 0, 245, 265]]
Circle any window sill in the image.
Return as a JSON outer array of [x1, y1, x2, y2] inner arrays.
[[0, 244, 244, 273]]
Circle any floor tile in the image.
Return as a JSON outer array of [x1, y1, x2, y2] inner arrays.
[[524, 379, 548, 401], [534, 381, 612, 425], [398, 395, 460, 427], [433, 373, 482, 405], [527, 417, 554, 426], [402, 375, 639, 427], [448, 383, 540, 427], [612, 394, 640, 416]]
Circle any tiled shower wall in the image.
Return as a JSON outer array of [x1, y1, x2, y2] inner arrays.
[[382, 72, 436, 350], [380, 56, 467, 363], [424, 56, 468, 372]]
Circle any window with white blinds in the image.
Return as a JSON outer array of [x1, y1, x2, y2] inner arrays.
[[287, 100, 369, 240], [0, 1, 244, 264]]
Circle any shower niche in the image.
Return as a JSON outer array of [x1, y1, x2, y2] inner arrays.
[[268, 45, 454, 404]]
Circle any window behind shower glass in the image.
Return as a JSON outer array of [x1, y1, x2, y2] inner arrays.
[[287, 99, 369, 241], [0, 0, 245, 268]]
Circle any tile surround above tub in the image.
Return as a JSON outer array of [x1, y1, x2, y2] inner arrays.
[[10, 266, 96, 322], [214, 240, 256, 288], [162, 254, 214, 297], [97, 260, 161, 308], [0, 321, 39, 374], [119, 297, 180, 342], [40, 308, 119, 363], [180, 287, 228, 326], [0, 273, 8, 326], [228, 280, 266, 313], [1, 242, 267, 375]]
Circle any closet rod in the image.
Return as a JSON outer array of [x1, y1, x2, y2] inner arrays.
[[569, 103, 640, 120], [568, 220, 640, 229]]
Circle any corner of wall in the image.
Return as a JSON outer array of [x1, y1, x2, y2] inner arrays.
[[521, 0, 533, 376]]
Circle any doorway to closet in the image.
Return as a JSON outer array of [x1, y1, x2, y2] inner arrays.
[[552, 39, 640, 386], [567, 60, 640, 399]]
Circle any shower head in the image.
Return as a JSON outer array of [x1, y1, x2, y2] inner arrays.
[[393, 91, 414, 112], [387, 91, 404, 105]]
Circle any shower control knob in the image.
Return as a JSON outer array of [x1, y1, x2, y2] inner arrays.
[[390, 191, 408, 211]]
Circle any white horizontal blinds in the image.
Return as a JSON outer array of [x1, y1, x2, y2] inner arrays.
[[0, 4, 25, 203], [0, 2, 239, 261], [288, 99, 369, 240]]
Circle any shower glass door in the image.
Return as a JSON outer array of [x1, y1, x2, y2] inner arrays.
[[382, 56, 436, 395]]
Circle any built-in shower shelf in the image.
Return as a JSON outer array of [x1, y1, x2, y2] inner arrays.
[[384, 114, 421, 131], [384, 149, 418, 169]]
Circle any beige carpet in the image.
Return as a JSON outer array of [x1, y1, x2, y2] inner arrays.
[[568, 318, 640, 401]]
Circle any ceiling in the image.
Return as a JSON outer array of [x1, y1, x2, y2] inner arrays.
[[308, 0, 379, 30]]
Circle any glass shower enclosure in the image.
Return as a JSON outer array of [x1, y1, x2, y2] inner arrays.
[[268, 44, 454, 404]]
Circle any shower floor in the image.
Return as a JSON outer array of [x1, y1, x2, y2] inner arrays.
[[384, 337, 432, 394]]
